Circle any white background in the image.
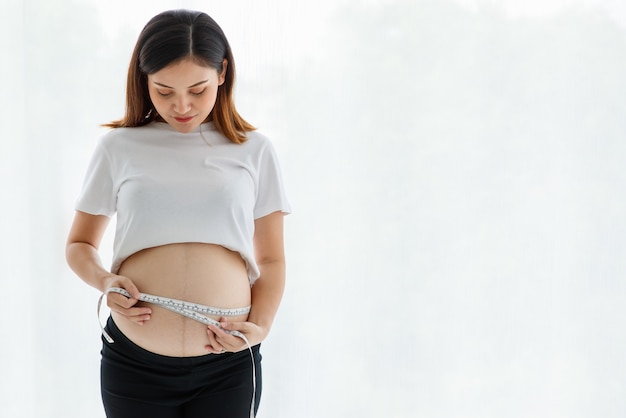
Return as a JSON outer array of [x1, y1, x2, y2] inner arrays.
[[1, 0, 626, 417]]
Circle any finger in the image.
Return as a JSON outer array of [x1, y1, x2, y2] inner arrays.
[[114, 305, 152, 323], [205, 328, 224, 353], [205, 343, 225, 354], [106, 292, 151, 319], [218, 317, 229, 329], [218, 320, 249, 334], [208, 323, 230, 339], [107, 293, 151, 318], [107, 293, 136, 309], [208, 324, 247, 352], [103, 275, 142, 301], [118, 277, 142, 300]]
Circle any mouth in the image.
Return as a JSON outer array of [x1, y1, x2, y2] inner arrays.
[[173, 115, 194, 123]]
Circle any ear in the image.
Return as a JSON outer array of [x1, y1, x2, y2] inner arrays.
[[218, 59, 228, 86]]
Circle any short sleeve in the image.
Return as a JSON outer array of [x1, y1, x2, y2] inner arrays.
[[74, 139, 117, 217], [254, 141, 291, 219]]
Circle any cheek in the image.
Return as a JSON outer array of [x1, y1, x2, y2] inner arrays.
[[201, 87, 219, 108], [148, 91, 166, 111], [196, 92, 219, 115]]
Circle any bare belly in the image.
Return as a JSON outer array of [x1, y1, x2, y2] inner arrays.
[[113, 243, 251, 357]]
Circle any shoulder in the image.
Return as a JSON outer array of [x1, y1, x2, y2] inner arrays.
[[98, 126, 137, 145], [97, 124, 161, 150], [100, 124, 160, 141], [240, 130, 276, 154], [242, 129, 268, 143]]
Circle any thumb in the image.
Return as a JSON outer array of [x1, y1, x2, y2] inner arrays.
[[119, 277, 142, 300], [219, 317, 230, 329], [219, 318, 246, 331], [220, 320, 257, 336]]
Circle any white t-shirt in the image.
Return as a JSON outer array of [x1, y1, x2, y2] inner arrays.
[[75, 122, 291, 284]]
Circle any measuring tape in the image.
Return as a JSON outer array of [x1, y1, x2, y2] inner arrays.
[[98, 287, 257, 418]]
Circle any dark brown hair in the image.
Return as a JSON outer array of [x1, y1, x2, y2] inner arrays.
[[103, 9, 254, 143]]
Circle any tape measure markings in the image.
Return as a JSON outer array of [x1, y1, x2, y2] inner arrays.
[[97, 287, 257, 418]]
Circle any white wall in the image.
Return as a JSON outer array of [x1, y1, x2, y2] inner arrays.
[[2, 0, 625, 417]]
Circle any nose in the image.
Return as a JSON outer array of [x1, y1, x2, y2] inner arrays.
[[172, 95, 191, 114]]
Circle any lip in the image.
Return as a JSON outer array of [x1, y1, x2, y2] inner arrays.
[[173, 116, 194, 123]]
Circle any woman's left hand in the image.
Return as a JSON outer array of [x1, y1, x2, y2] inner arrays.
[[205, 318, 267, 354]]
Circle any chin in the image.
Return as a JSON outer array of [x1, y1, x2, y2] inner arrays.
[[173, 125, 199, 133], [167, 120, 202, 133]]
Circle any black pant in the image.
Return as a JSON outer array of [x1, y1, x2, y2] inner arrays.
[[100, 316, 262, 418]]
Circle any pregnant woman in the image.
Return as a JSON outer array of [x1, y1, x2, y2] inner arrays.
[[66, 9, 290, 418]]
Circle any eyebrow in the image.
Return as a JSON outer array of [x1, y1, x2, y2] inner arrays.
[[152, 80, 209, 89]]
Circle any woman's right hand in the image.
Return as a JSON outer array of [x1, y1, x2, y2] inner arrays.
[[66, 212, 151, 324], [102, 275, 152, 325]]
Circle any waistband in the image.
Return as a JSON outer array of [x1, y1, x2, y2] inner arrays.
[[98, 287, 251, 343], [97, 287, 256, 418]]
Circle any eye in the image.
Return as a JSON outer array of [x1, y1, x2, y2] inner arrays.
[[157, 90, 172, 97], [190, 89, 206, 96]]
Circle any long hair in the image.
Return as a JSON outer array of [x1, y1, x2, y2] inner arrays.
[[103, 9, 254, 143]]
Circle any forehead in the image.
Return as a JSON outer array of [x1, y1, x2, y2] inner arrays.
[[148, 58, 218, 87]]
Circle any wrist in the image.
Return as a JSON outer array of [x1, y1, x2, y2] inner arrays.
[[98, 273, 118, 293], [248, 318, 271, 339]]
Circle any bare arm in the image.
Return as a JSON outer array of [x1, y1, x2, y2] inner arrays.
[[66, 211, 114, 292], [206, 210, 286, 351], [248, 210, 287, 333], [66, 210, 148, 323]]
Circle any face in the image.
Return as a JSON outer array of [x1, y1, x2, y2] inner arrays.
[[147, 58, 227, 133]]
